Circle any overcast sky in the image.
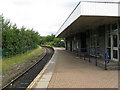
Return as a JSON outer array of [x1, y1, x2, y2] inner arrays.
[[0, 0, 80, 36], [0, 0, 120, 36]]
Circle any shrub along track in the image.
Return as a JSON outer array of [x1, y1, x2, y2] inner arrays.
[[2, 46, 44, 87], [2, 46, 54, 89]]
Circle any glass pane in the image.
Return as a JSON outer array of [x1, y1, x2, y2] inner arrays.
[[97, 39, 99, 46], [108, 37, 111, 47], [118, 21, 120, 28], [113, 50, 118, 59], [113, 35, 118, 47], [112, 23, 117, 30], [119, 33, 120, 47], [107, 48, 111, 59], [119, 48, 120, 61], [106, 24, 110, 32], [119, 33, 120, 40]]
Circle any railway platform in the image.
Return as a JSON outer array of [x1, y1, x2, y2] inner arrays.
[[27, 48, 119, 89]]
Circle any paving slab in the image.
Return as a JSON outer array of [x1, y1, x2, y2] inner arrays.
[[28, 48, 119, 89], [48, 48, 118, 88]]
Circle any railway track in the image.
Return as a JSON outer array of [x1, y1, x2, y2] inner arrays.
[[2, 46, 54, 90]]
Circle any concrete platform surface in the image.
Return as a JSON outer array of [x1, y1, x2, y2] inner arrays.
[[29, 48, 119, 88]]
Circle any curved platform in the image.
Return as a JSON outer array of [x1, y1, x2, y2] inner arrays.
[[27, 48, 118, 89]]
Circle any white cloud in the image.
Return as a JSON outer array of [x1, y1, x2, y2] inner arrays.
[[0, 0, 80, 36]]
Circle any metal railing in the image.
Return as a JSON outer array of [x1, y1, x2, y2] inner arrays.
[[76, 47, 110, 70]]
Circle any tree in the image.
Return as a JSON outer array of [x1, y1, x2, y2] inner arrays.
[[2, 17, 41, 58], [39, 34, 65, 47]]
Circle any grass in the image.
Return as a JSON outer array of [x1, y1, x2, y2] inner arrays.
[[1, 46, 43, 74]]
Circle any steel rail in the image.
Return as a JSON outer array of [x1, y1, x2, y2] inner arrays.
[[2, 46, 54, 89]]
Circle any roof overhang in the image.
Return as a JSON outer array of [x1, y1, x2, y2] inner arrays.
[[56, 1, 120, 38]]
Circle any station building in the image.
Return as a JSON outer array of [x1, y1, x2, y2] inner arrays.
[[56, 0, 120, 62]]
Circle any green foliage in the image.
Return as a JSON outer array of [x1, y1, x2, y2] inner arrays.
[[0, 15, 3, 48], [39, 34, 65, 47], [2, 16, 65, 58], [2, 17, 40, 58], [2, 47, 43, 74]]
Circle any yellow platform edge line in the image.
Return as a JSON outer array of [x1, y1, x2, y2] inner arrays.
[[26, 58, 51, 90]]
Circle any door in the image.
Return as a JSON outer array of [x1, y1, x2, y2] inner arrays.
[[111, 33, 119, 61], [70, 40, 72, 51], [81, 32, 87, 52]]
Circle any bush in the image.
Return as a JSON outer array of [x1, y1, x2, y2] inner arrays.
[[39, 34, 65, 47], [2, 17, 40, 58]]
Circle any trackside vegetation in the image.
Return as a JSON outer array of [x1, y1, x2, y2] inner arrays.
[[2, 19, 40, 58], [0, 15, 66, 85], [1, 16, 64, 76], [2, 16, 64, 58], [39, 34, 65, 47], [2, 47, 43, 74]]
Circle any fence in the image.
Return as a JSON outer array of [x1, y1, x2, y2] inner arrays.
[[2, 46, 37, 59], [76, 48, 110, 70]]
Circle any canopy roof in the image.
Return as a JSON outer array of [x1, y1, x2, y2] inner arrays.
[[56, 1, 120, 37]]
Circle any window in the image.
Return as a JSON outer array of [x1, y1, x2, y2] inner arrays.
[[106, 24, 110, 33], [113, 35, 118, 47], [119, 33, 120, 47], [119, 49, 120, 61], [119, 21, 120, 28], [113, 50, 118, 59], [112, 23, 117, 31], [107, 48, 111, 59], [108, 37, 111, 47]]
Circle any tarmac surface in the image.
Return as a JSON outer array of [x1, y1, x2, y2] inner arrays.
[[28, 48, 119, 88]]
